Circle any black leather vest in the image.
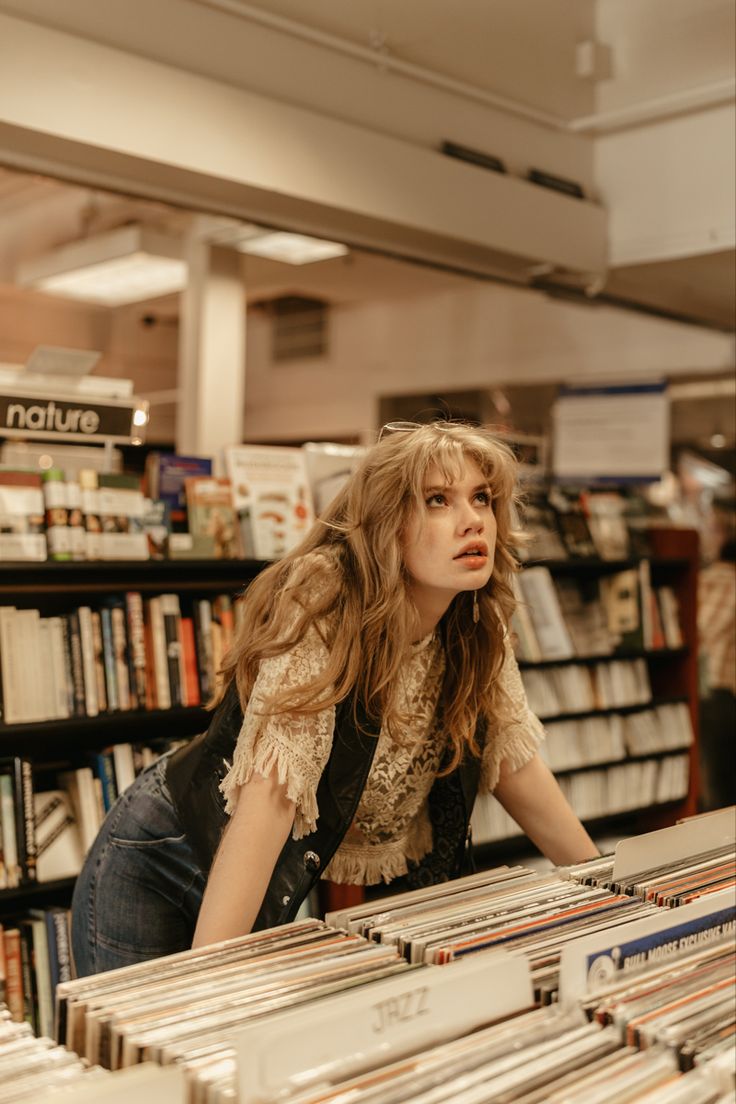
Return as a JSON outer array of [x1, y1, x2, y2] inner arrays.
[[166, 679, 484, 930]]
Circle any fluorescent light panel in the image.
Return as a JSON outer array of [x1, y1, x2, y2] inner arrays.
[[236, 231, 348, 265], [17, 225, 187, 306]]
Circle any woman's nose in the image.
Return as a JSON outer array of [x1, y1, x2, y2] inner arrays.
[[459, 504, 484, 533]]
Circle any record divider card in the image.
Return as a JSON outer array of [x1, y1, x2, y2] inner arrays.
[[610, 806, 736, 883], [557, 886, 735, 1008], [234, 950, 533, 1104]]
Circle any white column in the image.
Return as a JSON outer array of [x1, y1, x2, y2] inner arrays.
[[177, 226, 245, 470]]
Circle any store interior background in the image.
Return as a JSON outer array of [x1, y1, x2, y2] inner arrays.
[[0, 0, 734, 506]]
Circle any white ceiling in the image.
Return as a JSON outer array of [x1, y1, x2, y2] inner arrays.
[[0, 0, 732, 329]]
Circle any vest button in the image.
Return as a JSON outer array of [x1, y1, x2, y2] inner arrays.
[[303, 850, 320, 871], [282, 895, 290, 906]]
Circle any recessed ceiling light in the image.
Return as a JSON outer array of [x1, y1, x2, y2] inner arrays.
[[17, 225, 188, 306], [236, 232, 348, 265]]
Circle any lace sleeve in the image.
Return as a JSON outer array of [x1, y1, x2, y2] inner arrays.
[[219, 623, 336, 839], [480, 634, 545, 793]]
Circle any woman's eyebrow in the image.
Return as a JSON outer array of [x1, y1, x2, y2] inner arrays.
[[422, 482, 491, 494]]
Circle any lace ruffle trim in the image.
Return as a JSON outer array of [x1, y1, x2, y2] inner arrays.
[[481, 710, 546, 793], [220, 735, 319, 839], [324, 818, 433, 886]]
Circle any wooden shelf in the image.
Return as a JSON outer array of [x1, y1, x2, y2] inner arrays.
[[539, 695, 689, 725], [0, 877, 76, 906], [518, 647, 688, 670], [0, 707, 211, 750], [0, 558, 268, 594], [549, 745, 692, 777], [524, 556, 690, 575]]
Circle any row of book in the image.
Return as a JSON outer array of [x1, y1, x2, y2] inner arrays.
[[538, 701, 694, 773], [29, 817, 731, 1103], [0, 441, 367, 564], [513, 562, 683, 663], [0, 591, 239, 725], [0, 907, 72, 1040], [471, 752, 691, 843], [521, 657, 652, 716], [0, 741, 182, 890], [518, 487, 643, 563]]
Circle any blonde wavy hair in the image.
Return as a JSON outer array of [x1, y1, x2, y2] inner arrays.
[[219, 422, 524, 774]]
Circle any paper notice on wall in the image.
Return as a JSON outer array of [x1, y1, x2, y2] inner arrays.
[[552, 382, 669, 483]]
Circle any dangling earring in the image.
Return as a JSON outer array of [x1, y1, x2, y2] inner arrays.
[[472, 590, 480, 624]]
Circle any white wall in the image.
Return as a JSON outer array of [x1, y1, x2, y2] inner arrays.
[[595, 0, 735, 115], [242, 281, 735, 443], [592, 0, 735, 268], [596, 103, 736, 266]]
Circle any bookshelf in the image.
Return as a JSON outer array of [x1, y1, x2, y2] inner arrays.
[[475, 526, 701, 851], [0, 558, 264, 911]]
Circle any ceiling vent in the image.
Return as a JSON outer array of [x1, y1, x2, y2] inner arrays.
[[257, 295, 329, 362]]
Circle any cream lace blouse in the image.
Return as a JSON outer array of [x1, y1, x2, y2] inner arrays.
[[221, 624, 544, 886]]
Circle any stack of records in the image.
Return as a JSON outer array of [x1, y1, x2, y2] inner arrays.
[[0, 1005, 111, 1102], [326, 864, 658, 1003], [56, 919, 410, 1082], [564, 845, 735, 906], [582, 940, 735, 1075], [269, 1005, 728, 1104]]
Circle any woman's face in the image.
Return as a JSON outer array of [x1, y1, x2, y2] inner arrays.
[[402, 455, 496, 631]]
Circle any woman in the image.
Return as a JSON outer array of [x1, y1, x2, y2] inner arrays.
[[71, 421, 597, 976]]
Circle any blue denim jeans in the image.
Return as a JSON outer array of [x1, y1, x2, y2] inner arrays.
[[71, 756, 207, 977]]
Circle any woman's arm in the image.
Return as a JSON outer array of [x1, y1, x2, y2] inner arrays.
[[192, 765, 295, 947], [492, 752, 599, 866]]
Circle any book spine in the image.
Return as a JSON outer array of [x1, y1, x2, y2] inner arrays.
[[0, 770, 20, 888], [16, 609, 43, 723], [19, 758, 37, 882], [8, 758, 27, 884], [180, 617, 201, 707], [125, 592, 148, 709], [160, 595, 183, 708], [42, 909, 61, 1002], [17, 923, 38, 1033], [193, 599, 214, 703], [29, 916, 54, 1038], [0, 607, 19, 724], [58, 615, 77, 718], [37, 618, 56, 721], [110, 604, 133, 710], [66, 610, 87, 717], [92, 751, 118, 813], [3, 927, 25, 1023], [52, 909, 73, 986], [146, 597, 171, 710], [213, 594, 235, 661], [99, 607, 118, 711], [77, 606, 99, 717], [48, 617, 71, 719]]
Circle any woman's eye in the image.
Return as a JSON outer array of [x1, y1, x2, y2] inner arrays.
[[475, 491, 491, 506], [426, 493, 446, 507]]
